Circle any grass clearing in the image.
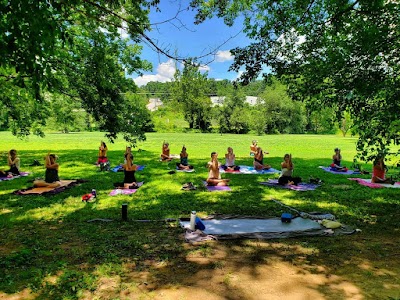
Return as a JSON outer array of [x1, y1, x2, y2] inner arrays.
[[0, 131, 399, 299]]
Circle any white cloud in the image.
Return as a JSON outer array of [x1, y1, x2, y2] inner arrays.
[[215, 50, 234, 62], [199, 65, 211, 72], [119, 21, 129, 39], [133, 59, 176, 87], [157, 59, 176, 78]]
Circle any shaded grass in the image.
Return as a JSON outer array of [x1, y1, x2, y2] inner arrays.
[[0, 132, 399, 299]]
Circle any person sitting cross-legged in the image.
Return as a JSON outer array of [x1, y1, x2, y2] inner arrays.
[[176, 146, 194, 170], [114, 153, 140, 189], [253, 146, 271, 171], [221, 147, 240, 172], [278, 154, 302, 186], [160, 141, 173, 162], [372, 156, 394, 184], [330, 148, 347, 171], [206, 152, 230, 186], [33, 153, 61, 188], [0, 149, 20, 177]]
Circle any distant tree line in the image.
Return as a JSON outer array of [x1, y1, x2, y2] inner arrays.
[[0, 92, 154, 135], [139, 63, 349, 136], [0, 60, 347, 137]]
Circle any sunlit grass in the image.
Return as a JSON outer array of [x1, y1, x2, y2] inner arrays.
[[0, 131, 399, 299]]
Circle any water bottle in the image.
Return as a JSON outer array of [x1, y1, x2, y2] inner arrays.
[[189, 211, 196, 230]]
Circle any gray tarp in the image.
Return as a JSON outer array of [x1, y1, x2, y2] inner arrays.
[[180, 215, 356, 240]]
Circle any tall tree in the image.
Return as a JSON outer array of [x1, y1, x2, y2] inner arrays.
[[170, 61, 212, 131], [191, 0, 400, 160], [259, 79, 306, 134], [0, 0, 155, 144], [216, 86, 250, 134]]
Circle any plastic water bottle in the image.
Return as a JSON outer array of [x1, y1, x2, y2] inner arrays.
[[190, 211, 196, 230]]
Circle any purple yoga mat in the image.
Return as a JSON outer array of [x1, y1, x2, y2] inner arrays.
[[109, 189, 138, 195], [109, 182, 144, 196], [319, 166, 355, 175], [203, 181, 231, 191], [0, 172, 30, 181], [260, 179, 320, 191], [206, 185, 232, 191]]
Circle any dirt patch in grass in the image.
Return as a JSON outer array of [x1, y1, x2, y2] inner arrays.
[[1, 221, 400, 299], [80, 243, 366, 300]]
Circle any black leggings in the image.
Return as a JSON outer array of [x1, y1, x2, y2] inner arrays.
[[278, 176, 302, 186], [1, 166, 20, 176], [221, 165, 240, 171]]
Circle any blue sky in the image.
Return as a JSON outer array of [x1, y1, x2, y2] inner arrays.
[[131, 0, 253, 86]]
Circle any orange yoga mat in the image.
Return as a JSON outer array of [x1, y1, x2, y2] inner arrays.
[[19, 180, 77, 195]]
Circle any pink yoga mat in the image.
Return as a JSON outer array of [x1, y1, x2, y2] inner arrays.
[[348, 178, 400, 188]]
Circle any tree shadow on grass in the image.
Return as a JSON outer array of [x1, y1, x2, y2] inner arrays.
[[0, 152, 399, 299]]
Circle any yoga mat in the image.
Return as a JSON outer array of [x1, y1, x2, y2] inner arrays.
[[220, 165, 281, 175], [319, 166, 355, 175], [111, 165, 145, 172], [203, 181, 231, 192], [159, 154, 180, 161], [109, 189, 138, 195], [16, 180, 79, 195], [176, 168, 195, 172], [0, 172, 30, 181], [109, 182, 144, 195], [206, 185, 231, 192], [260, 179, 320, 191], [180, 217, 322, 235], [348, 178, 400, 188], [180, 215, 357, 240]]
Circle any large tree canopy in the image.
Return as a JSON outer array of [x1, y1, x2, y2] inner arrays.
[[170, 61, 212, 131], [0, 0, 157, 143], [191, 0, 400, 160]]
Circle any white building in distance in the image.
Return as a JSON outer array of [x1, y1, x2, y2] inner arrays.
[[146, 98, 163, 111], [210, 96, 260, 106], [146, 96, 261, 110]]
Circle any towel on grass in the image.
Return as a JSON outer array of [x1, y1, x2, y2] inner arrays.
[[202, 181, 231, 192], [319, 166, 356, 175], [260, 179, 320, 191], [179, 215, 356, 240], [220, 165, 281, 175], [184, 229, 217, 243], [111, 165, 145, 172], [0, 172, 30, 181], [348, 178, 400, 188], [159, 154, 180, 161], [14, 179, 86, 195], [176, 167, 195, 172], [109, 182, 144, 195]]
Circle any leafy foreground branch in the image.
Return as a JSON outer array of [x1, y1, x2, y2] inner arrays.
[[0, 0, 161, 144], [190, 0, 400, 160]]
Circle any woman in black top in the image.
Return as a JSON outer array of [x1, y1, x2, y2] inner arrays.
[[114, 151, 139, 189], [0, 149, 20, 177], [33, 153, 61, 188]]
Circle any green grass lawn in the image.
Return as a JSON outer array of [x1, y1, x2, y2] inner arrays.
[[0, 131, 399, 299]]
